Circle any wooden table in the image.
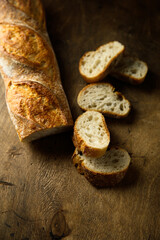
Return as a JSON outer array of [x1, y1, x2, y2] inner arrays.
[[0, 0, 160, 239]]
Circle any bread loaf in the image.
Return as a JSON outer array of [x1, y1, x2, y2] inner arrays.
[[0, 0, 73, 141]]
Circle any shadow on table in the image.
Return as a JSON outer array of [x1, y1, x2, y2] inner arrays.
[[28, 130, 74, 163]]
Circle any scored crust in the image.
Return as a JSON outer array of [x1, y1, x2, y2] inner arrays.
[[72, 147, 131, 188], [73, 111, 110, 158], [77, 83, 131, 118], [0, 0, 73, 141], [6, 81, 73, 141]]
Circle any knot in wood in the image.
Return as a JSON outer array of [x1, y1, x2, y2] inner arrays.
[[51, 211, 69, 238]]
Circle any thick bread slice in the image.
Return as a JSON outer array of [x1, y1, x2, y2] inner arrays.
[[73, 111, 110, 158], [111, 56, 148, 85], [79, 41, 125, 83], [77, 83, 131, 118], [72, 147, 131, 187]]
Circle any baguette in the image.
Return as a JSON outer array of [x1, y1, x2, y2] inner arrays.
[[73, 111, 110, 158], [111, 56, 148, 85], [77, 83, 131, 118], [79, 41, 125, 83], [72, 147, 131, 187], [0, 0, 73, 141]]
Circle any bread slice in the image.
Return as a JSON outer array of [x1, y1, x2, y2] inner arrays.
[[77, 83, 131, 118], [111, 56, 148, 85], [72, 147, 131, 187], [73, 111, 110, 158], [79, 41, 125, 83]]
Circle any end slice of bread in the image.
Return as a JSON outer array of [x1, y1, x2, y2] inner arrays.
[[73, 111, 110, 158], [111, 56, 148, 85], [79, 41, 125, 83], [77, 83, 131, 118], [72, 147, 131, 187]]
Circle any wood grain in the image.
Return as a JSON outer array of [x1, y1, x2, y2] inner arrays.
[[0, 0, 160, 239]]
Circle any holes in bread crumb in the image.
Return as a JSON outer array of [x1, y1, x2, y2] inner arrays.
[[91, 103, 97, 108], [109, 45, 113, 49], [113, 152, 118, 157], [113, 166, 118, 169], [84, 90, 88, 95], [112, 159, 119, 163], [94, 117, 98, 121], [89, 69, 93, 73], [120, 104, 124, 111], [96, 60, 101, 65], [107, 102, 112, 106], [85, 133, 92, 138], [88, 115, 93, 121], [120, 165, 124, 168], [111, 108, 114, 111], [81, 61, 86, 66], [99, 97, 105, 100], [131, 69, 137, 74], [93, 59, 101, 69], [108, 55, 111, 59]]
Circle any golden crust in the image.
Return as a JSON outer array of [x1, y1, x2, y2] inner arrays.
[[77, 83, 131, 118], [7, 0, 46, 29], [0, 24, 52, 69], [7, 81, 67, 128], [0, 0, 46, 32], [73, 112, 110, 158], [72, 147, 130, 188], [0, 0, 73, 141]]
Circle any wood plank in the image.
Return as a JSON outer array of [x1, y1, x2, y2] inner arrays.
[[0, 0, 160, 239]]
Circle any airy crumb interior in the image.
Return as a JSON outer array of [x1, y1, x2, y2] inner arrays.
[[80, 41, 124, 77], [76, 111, 109, 148], [78, 84, 130, 115], [115, 57, 148, 79], [82, 148, 130, 173]]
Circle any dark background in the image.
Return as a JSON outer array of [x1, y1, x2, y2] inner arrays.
[[0, 0, 160, 239]]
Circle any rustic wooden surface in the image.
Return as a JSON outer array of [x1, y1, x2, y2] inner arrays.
[[0, 0, 160, 239]]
